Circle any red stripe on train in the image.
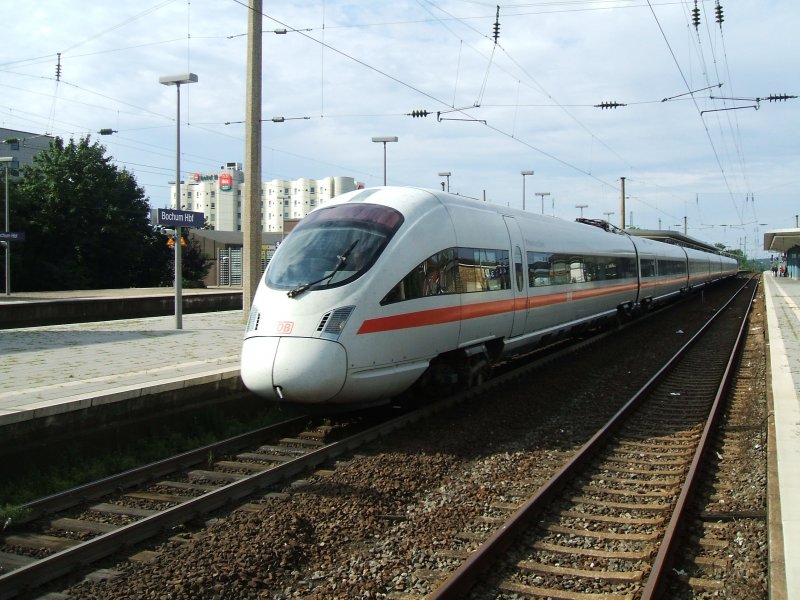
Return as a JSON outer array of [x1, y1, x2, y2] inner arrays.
[[357, 283, 637, 335]]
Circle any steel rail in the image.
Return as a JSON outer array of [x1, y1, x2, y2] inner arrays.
[[0, 279, 746, 599], [0, 380, 495, 599], [428, 277, 753, 599], [0, 303, 618, 599], [641, 277, 759, 598], [14, 415, 310, 524]]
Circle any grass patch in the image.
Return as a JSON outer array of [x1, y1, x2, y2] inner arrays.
[[0, 400, 290, 518]]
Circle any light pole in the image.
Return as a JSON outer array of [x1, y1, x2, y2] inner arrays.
[[604, 211, 615, 222], [1, 157, 16, 296], [159, 72, 198, 329], [520, 170, 533, 210], [371, 136, 398, 185], [438, 171, 451, 192], [535, 192, 550, 215], [575, 204, 588, 218]]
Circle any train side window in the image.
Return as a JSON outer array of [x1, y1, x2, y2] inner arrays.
[[568, 256, 586, 283], [460, 247, 510, 292], [381, 247, 509, 305], [640, 259, 655, 277], [381, 248, 456, 304], [527, 252, 551, 286], [514, 246, 524, 291]]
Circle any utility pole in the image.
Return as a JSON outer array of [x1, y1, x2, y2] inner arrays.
[[620, 177, 626, 229], [243, 0, 263, 320]]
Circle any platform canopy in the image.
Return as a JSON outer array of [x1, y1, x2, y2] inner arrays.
[[627, 229, 722, 254], [764, 229, 800, 253]]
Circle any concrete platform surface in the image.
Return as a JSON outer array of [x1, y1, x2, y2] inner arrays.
[[0, 310, 246, 427], [764, 274, 800, 598]]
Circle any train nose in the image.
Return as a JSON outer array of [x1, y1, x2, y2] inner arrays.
[[241, 336, 347, 403]]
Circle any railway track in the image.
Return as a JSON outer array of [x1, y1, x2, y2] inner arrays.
[[0, 414, 391, 599], [0, 278, 759, 599], [0, 375, 520, 598], [428, 277, 757, 599]]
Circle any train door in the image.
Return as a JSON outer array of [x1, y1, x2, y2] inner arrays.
[[503, 216, 527, 338]]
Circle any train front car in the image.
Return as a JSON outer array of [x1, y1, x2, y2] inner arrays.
[[241, 187, 454, 404]]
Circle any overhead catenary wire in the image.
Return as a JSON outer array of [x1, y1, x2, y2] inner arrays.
[[1, 0, 783, 248]]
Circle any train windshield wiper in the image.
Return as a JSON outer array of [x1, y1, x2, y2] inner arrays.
[[287, 239, 359, 298]]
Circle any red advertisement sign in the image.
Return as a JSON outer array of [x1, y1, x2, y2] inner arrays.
[[219, 172, 233, 191]]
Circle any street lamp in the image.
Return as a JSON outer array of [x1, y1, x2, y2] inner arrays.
[[160, 72, 198, 329], [576, 204, 588, 218], [604, 211, 615, 222], [535, 192, 550, 215], [438, 171, 451, 192], [1, 157, 17, 296], [371, 136, 398, 186], [520, 170, 534, 210]]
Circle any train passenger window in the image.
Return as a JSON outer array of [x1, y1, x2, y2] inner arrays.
[[640, 259, 656, 277], [568, 257, 586, 283], [527, 252, 551, 286], [527, 253, 637, 286], [514, 247, 524, 291], [381, 247, 509, 305], [457, 248, 510, 292], [657, 259, 686, 276]]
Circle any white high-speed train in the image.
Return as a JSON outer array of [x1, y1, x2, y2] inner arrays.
[[241, 186, 737, 405]]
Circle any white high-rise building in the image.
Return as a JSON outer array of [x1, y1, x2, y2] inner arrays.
[[169, 162, 362, 232]]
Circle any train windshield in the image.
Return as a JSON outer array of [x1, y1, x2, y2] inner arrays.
[[266, 203, 404, 294]]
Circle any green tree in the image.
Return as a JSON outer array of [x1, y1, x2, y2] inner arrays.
[[7, 136, 172, 291], [175, 230, 212, 287]]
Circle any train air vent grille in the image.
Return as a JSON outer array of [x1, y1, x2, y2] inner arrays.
[[317, 306, 355, 337], [247, 309, 260, 332]]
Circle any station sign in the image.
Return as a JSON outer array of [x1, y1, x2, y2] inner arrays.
[[154, 208, 204, 228], [0, 231, 25, 241]]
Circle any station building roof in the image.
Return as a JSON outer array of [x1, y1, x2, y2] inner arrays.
[[764, 229, 800, 253]]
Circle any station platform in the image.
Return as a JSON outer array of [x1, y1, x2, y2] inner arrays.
[[764, 273, 800, 598], [1, 278, 799, 595], [0, 305, 247, 433]]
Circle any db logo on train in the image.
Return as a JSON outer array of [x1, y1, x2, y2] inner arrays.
[[276, 321, 294, 334]]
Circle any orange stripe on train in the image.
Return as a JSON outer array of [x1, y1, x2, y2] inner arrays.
[[357, 284, 637, 335]]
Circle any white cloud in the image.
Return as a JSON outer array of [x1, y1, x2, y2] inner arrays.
[[1, 0, 797, 255]]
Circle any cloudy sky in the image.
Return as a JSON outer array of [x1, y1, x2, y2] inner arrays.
[[2, 0, 797, 257]]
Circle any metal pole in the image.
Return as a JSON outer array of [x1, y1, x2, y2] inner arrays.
[[174, 83, 183, 329], [620, 176, 626, 229], [520, 171, 533, 211], [4, 164, 8, 296], [243, 0, 263, 321], [382, 142, 387, 185]]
